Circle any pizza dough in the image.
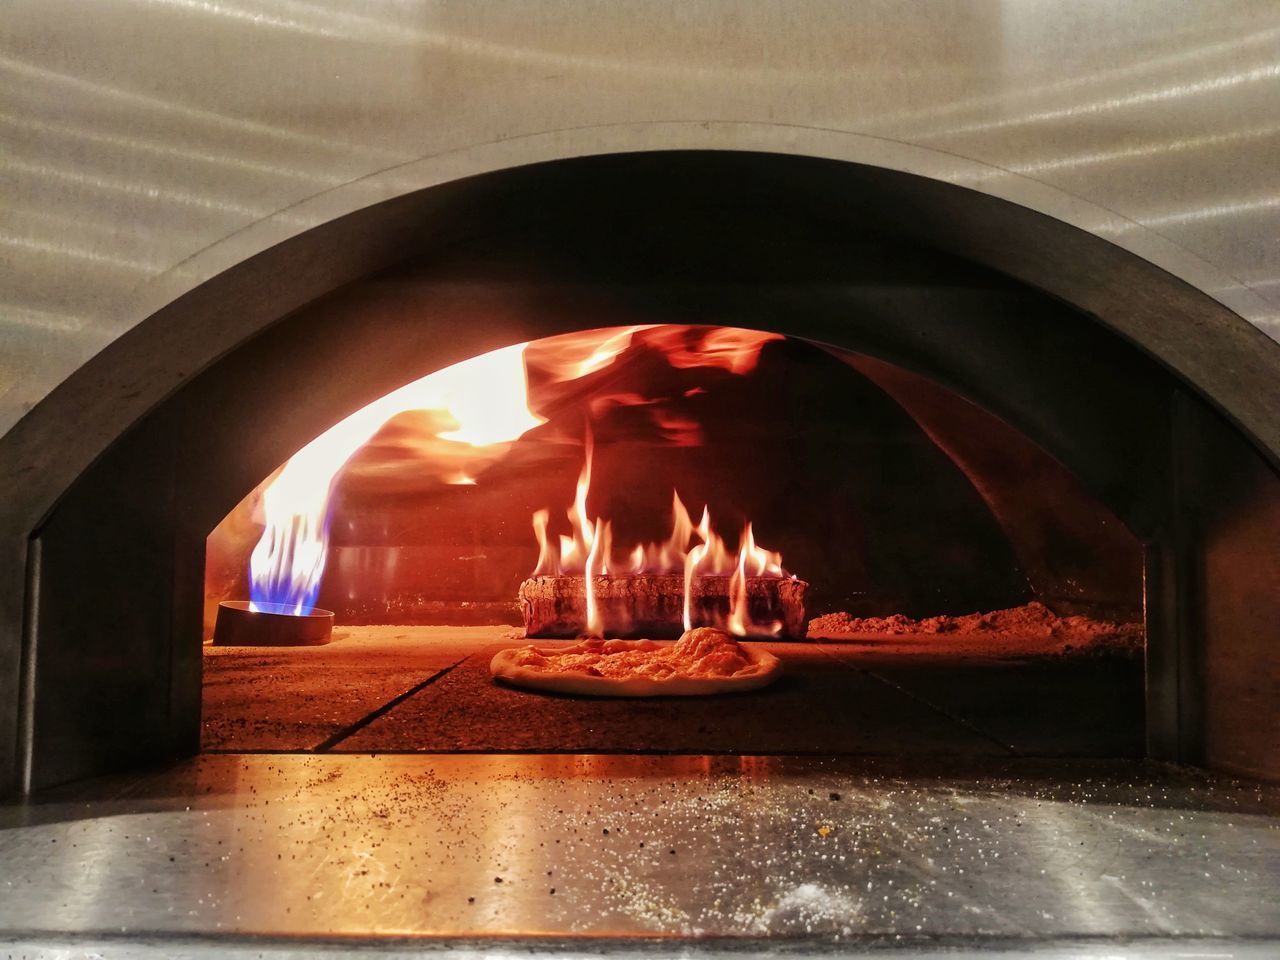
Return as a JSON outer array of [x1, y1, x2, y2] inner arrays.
[[490, 627, 782, 697]]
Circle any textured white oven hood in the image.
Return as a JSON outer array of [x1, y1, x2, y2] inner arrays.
[[3, 0, 1280, 441]]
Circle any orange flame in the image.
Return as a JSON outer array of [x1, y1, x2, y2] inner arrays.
[[250, 342, 544, 613], [527, 325, 653, 383], [250, 323, 785, 616], [728, 525, 784, 636], [532, 508, 557, 576], [630, 491, 696, 574], [640, 326, 782, 375], [535, 442, 791, 638], [728, 545, 750, 636]]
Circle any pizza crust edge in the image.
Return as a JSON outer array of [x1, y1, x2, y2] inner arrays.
[[489, 640, 783, 698]]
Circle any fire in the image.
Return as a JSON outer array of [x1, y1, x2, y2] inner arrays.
[[728, 525, 784, 636], [249, 342, 544, 614], [631, 492, 695, 574], [525, 325, 779, 385], [538, 325, 654, 381], [247, 324, 784, 617], [530, 439, 791, 638], [641, 326, 783, 374]]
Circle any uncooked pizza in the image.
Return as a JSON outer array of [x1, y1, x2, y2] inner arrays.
[[490, 627, 782, 697]]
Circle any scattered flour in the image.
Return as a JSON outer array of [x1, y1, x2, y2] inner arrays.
[[808, 601, 1142, 656]]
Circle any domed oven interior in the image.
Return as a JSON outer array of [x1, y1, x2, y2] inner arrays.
[[197, 218, 1155, 759]]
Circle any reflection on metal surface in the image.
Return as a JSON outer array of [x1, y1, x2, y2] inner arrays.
[[913, 62, 1280, 140], [3, 938, 1280, 960], [1007, 123, 1280, 176], [869, 22, 1280, 134], [0, 754, 1276, 943], [0, 54, 408, 159], [4, 156, 269, 218], [0, 234, 159, 274], [1135, 195, 1280, 229], [0, 112, 347, 182], [3, 1, 1280, 436]]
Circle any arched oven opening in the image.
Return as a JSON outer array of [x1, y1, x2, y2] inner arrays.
[[200, 320, 1148, 759], [20, 152, 1279, 792]]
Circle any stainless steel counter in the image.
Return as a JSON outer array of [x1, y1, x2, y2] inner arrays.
[[0, 754, 1275, 953]]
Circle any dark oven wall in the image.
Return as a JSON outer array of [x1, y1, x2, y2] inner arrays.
[[20, 166, 1280, 789]]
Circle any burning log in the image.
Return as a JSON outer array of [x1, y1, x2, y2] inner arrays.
[[518, 574, 808, 640]]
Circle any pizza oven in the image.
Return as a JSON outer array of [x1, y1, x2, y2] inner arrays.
[[3, 150, 1278, 949], [18, 151, 1277, 777], [200, 313, 1153, 757]]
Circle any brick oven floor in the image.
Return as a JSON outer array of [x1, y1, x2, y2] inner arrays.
[[202, 626, 1145, 757], [0, 753, 1276, 956]]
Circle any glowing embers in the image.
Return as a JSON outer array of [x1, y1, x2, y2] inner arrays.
[[521, 436, 808, 640]]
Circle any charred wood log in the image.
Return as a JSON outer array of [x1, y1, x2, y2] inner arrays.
[[518, 574, 808, 639]]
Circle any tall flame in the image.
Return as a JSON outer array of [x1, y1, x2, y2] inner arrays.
[[535, 441, 790, 638], [728, 525, 784, 636], [631, 491, 695, 574], [728, 545, 750, 636], [532, 509, 556, 576], [250, 342, 544, 614]]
